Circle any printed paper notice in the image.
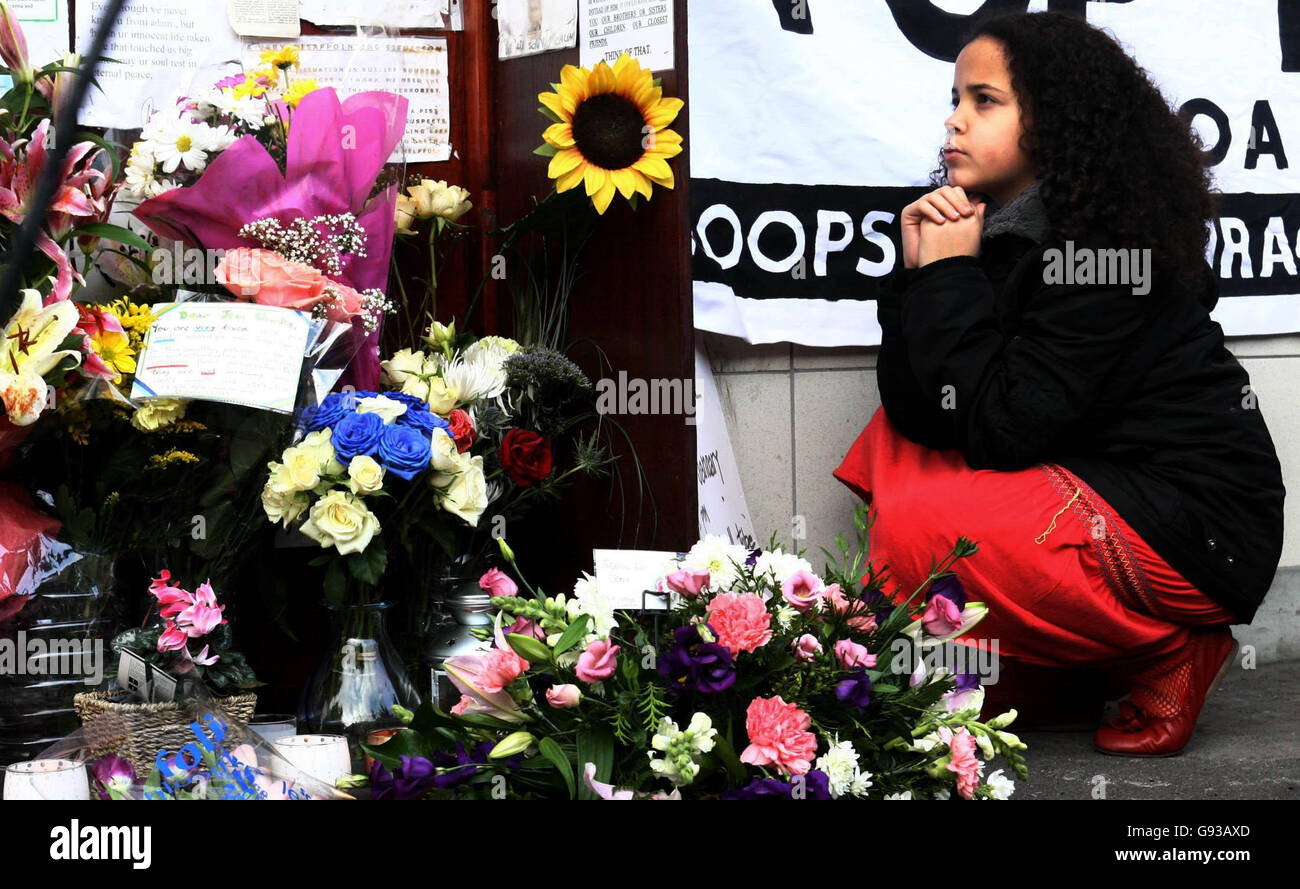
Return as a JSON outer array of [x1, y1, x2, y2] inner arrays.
[[247, 36, 451, 162], [581, 0, 673, 72], [227, 0, 301, 38], [10, 0, 70, 65], [593, 549, 680, 611], [497, 0, 577, 61], [74, 0, 245, 129], [299, 0, 455, 29], [132, 303, 312, 414]]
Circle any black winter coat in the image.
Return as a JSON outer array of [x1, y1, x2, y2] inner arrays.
[[877, 225, 1286, 625]]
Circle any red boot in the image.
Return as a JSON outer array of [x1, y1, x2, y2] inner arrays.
[[1092, 627, 1238, 757]]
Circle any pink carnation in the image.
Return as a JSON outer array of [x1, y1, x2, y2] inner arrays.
[[478, 646, 528, 694], [938, 726, 982, 800], [705, 592, 773, 657], [739, 695, 818, 776]]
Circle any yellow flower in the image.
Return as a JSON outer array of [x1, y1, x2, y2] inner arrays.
[[232, 76, 268, 100], [147, 449, 202, 469], [131, 397, 189, 432], [260, 45, 300, 70], [107, 297, 157, 353], [88, 325, 137, 383], [394, 193, 418, 234], [405, 180, 472, 222], [538, 53, 685, 215], [283, 77, 319, 109]]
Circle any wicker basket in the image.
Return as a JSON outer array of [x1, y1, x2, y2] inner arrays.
[[74, 689, 258, 772]]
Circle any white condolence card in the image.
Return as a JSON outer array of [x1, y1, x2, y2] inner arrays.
[[593, 549, 681, 612], [131, 302, 312, 414]]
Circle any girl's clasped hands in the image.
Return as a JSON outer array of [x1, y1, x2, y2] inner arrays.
[[900, 185, 988, 269]]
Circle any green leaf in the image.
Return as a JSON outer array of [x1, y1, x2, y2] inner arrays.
[[537, 737, 575, 799], [533, 142, 559, 157], [872, 684, 900, 695], [537, 104, 564, 124], [323, 559, 347, 605], [711, 733, 747, 785], [345, 539, 388, 586], [575, 725, 614, 800], [506, 632, 551, 664], [551, 614, 589, 656], [72, 222, 153, 254]]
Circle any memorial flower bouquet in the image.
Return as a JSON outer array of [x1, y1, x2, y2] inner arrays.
[[362, 504, 1029, 800]]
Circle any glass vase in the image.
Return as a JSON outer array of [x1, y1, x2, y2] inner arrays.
[[298, 601, 421, 773]]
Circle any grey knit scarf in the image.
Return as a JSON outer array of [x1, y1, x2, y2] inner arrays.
[[979, 179, 1049, 244]]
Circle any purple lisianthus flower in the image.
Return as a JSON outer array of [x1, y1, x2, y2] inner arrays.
[[303, 392, 347, 431], [429, 741, 523, 789], [953, 671, 980, 693], [331, 411, 385, 462], [745, 548, 762, 567], [90, 754, 136, 800], [658, 622, 735, 694], [836, 667, 873, 711], [722, 769, 832, 800], [369, 755, 439, 800], [925, 574, 967, 610], [377, 424, 431, 480], [861, 586, 895, 623]]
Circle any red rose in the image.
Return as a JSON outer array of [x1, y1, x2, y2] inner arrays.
[[448, 408, 476, 453], [499, 428, 553, 486]]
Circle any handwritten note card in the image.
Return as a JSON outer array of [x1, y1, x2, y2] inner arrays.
[[247, 36, 452, 162], [593, 549, 680, 611], [132, 302, 311, 414]]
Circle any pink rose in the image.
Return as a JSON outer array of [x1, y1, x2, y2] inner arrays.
[[938, 726, 982, 800], [545, 684, 582, 708], [664, 568, 710, 597], [834, 638, 877, 669], [705, 592, 773, 657], [320, 281, 365, 323], [479, 567, 519, 598], [506, 615, 546, 641], [215, 247, 327, 310], [922, 594, 964, 637], [824, 583, 877, 632], [478, 646, 528, 694], [739, 695, 818, 777], [576, 639, 620, 684], [792, 634, 822, 663], [781, 570, 825, 612]]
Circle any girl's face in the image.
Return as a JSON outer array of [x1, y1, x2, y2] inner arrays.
[[943, 36, 1037, 207]]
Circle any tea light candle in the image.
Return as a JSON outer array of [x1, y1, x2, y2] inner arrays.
[[271, 734, 351, 787], [4, 759, 91, 800]]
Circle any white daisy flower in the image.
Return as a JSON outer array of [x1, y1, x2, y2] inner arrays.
[[883, 790, 913, 800], [814, 734, 873, 798], [150, 114, 214, 173]]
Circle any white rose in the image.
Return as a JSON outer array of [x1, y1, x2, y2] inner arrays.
[[299, 489, 381, 555], [299, 428, 345, 476], [348, 455, 386, 495], [356, 394, 407, 425], [426, 377, 459, 415], [439, 455, 487, 527], [429, 430, 467, 474], [281, 444, 323, 491], [399, 375, 431, 401], [381, 348, 426, 386], [261, 480, 309, 528]]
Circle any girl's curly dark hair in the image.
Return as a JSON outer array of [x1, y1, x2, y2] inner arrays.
[[929, 11, 1215, 297]]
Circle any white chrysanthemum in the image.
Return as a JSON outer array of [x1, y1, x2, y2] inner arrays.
[[123, 144, 166, 199], [681, 534, 749, 590], [814, 735, 873, 798], [751, 548, 814, 587], [883, 791, 913, 800], [984, 768, 1015, 800], [569, 571, 616, 637], [438, 351, 508, 404], [932, 787, 951, 801], [774, 604, 799, 631], [462, 335, 520, 369], [150, 113, 216, 173]]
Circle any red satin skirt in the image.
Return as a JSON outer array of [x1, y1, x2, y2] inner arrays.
[[833, 405, 1237, 669]]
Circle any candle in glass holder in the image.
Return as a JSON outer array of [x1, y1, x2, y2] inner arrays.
[[4, 759, 91, 800], [271, 734, 351, 787], [247, 713, 298, 744]]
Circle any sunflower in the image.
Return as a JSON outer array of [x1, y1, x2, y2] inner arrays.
[[537, 53, 684, 215]]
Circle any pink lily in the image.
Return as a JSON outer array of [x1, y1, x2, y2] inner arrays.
[[0, 2, 31, 83], [581, 762, 681, 800]]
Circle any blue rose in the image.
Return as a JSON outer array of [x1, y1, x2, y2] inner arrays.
[[378, 424, 432, 481], [303, 393, 347, 431], [331, 412, 385, 462], [397, 406, 451, 437], [384, 391, 430, 412]]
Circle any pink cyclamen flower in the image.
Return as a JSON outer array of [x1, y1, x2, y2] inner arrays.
[[922, 593, 964, 637], [190, 644, 220, 666], [545, 684, 582, 708], [781, 570, 825, 612], [704, 592, 773, 658], [834, 638, 877, 669], [739, 695, 818, 777], [576, 639, 620, 684], [824, 583, 878, 632], [792, 634, 823, 663], [938, 726, 982, 800], [478, 646, 529, 695], [664, 568, 710, 597], [479, 567, 519, 598], [157, 622, 189, 653]]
